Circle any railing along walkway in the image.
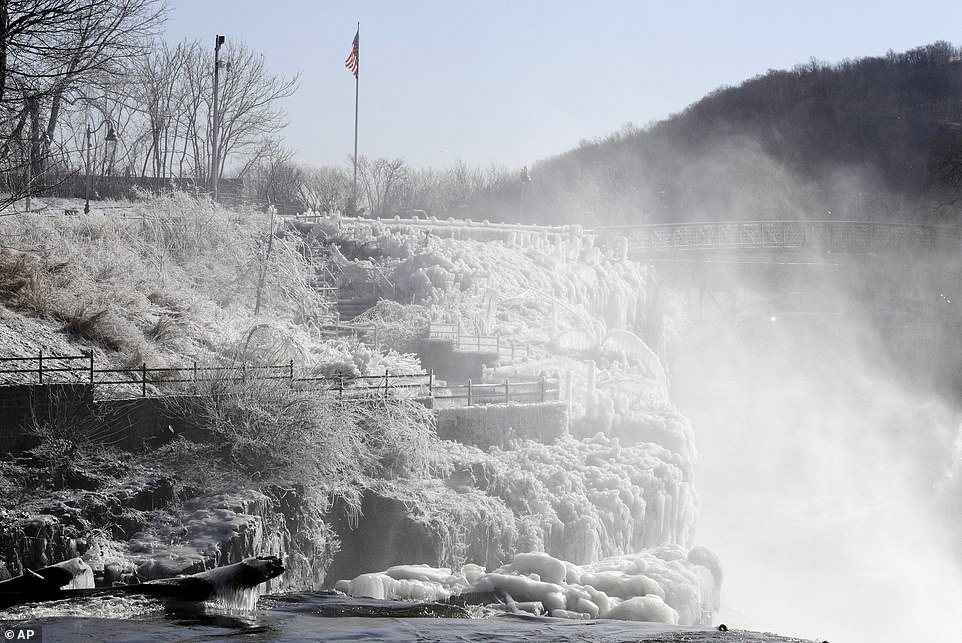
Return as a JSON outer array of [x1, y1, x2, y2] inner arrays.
[[590, 220, 962, 254], [428, 322, 549, 364], [293, 212, 574, 240], [0, 352, 559, 406]]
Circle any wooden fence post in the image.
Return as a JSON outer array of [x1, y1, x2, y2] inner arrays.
[[384, 369, 390, 397], [142, 362, 147, 397], [428, 369, 434, 396], [192, 360, 197, 383], [289, 359, 295, 387], [467, 379, 472, 406], [38, 350, 43, 384], [504, 378, 509, 404], [88, 351, 94, 384], [540, 374, 546, 402]]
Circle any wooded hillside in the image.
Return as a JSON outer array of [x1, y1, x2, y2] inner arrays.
[[477, 42, 962, 226]]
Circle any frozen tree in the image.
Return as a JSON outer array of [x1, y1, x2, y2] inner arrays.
[[357, 156, 409, 218], [299, 164, 350, 213]]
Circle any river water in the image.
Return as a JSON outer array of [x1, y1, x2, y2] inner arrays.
[[4, 592, 809, 642]]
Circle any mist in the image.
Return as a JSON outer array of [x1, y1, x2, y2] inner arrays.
[[671, 258, 962, 642]]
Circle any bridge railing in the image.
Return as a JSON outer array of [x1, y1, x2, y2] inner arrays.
[[592, 220, 962, 254]]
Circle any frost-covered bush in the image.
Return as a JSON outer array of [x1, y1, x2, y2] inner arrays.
[[170, 369, 446, 517], [0, 194, 325, 365], [354, 300, 432, 352]]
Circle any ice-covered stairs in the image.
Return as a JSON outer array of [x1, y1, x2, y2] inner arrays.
[[336, 295, 380, 321]]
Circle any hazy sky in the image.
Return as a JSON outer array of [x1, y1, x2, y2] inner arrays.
[[165, 0, 962, 170]]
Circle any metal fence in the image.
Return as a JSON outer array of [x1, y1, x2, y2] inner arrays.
[[0, 351, 559, 406], [428, 322, 545, 363], [434, 376, 559, 406]]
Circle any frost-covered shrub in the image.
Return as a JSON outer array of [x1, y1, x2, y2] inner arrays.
[[171, 370, 446, 516], [353, 300, 432, 353], [0, 194, 325, 365]]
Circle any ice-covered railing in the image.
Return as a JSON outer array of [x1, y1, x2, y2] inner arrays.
[[296, 211, 573, 235], [293, 211, 598, 256], [427, 320, 551, 363], [0, 352, 561, 406], [589, 219, 962, 254]]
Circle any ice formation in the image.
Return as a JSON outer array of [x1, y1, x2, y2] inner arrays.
[[486, 432, 698, 560], [335, 548, 721, 625], [303, 219, 714, 621], [56, 558, 95, 590]]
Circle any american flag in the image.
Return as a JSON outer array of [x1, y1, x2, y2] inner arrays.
[[345, 30, 359, 78]]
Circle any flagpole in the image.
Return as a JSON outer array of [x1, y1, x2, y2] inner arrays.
[[352, 22, 359, 216]]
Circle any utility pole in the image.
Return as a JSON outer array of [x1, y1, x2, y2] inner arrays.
[[211, 34, 225, 202]]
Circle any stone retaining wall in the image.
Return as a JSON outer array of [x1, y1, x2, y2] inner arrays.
[[0, 385, 204, 455], [436, 401, 568, 449], [1, 386, 569, 456]]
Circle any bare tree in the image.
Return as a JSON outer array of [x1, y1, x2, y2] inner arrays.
[[299, 164, 350, 213], [243, 141, 303, 208], [0, 0, 165, 209], [119, 38, 298, 187], [131, 40, 187, 180], [211, 40, 299, 183], [358, 156, 408, 218]]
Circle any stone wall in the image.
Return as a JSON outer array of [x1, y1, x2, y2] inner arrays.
[[92, 397, 205, 452], [417, 338, 496, 383], [1, 384, 568, 456], [0, 384, 92, 454], [436, 401, 568, 449], [0, 385, 205, 455]]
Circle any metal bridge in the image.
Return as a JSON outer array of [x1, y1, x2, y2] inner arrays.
[[589, 220, 962, 257]]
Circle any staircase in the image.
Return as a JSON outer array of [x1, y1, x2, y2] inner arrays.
[[336, 295, 380, 321]]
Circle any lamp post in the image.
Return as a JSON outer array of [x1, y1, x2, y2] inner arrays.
[[211, 34, 227, 202], [84, 120, 117, 214]]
